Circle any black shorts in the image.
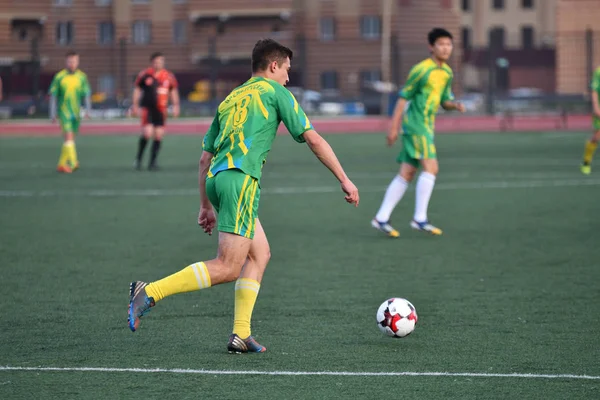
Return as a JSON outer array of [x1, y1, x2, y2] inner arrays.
[[141, 107, 166, 127]]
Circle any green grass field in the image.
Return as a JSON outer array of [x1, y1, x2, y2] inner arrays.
[[1, 131, 599, 399]]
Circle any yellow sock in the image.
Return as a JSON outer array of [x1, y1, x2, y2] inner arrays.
[[58, 142, 70, 167], [232, 278, 261, 339], [583, 140, 598, 165], [64, 140, 78, 166], [145, 262, 211, 303]]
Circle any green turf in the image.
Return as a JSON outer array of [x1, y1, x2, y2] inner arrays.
[[1, 131, 599, 399]]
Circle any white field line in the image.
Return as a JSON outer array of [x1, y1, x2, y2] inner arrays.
[[0, 366, 598, 380], [1, 179, 600, 198]]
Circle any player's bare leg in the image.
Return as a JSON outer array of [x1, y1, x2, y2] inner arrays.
[[372, 163, 416, 237], [411, 158, 442, 235], [148, 126, 164, 171], [129, 231, 252, 332], [581, 129, 600, 175], [229, 219, 270, 353], [57, 131, 77, 173], [135, 124, 153, 170]]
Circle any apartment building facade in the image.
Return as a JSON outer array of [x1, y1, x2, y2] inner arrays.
[[0, 0, 461, 99]]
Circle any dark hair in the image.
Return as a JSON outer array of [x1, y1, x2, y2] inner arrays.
[[251, 39, 293, 73], [428, 28, 453, 46], [150, 52, 163, 61], [65, 51, 78, 58]]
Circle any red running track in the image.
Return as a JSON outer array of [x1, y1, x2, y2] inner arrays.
[[0, 114, 592, 136]]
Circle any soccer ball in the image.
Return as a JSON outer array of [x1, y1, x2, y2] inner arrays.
[[376, 298, 418, 338]]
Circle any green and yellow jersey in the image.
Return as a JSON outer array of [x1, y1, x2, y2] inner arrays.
[[202, 76, 313, 181], [49, 69, 90, 122], [399, 58, 454, 136], [592, 66, 600, 129]]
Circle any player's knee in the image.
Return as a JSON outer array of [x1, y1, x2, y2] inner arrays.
[[216, 257, 244, 282], [400, 170, 415, 182]]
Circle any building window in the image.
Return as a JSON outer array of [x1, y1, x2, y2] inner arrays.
[[360, 70, 381, 88], [97, 22, 114, 45], [132, 21, 151, 44], [489, 27, 505, 50], [522, 0, 534, 8], [56, 21, 73, 45], [95, 0, 111, 5], [173, 20, 186, 44], [54, 0, 73, 6], [521, 26, 534, 49], [319, 17, 336, 41], [320, 71, 338, 90], [98, 75, 116, 96], [492, 0, 504, 10], [360, 16, 381, 39], [462, 27, 471, 50], [462, 0, 470, 11]]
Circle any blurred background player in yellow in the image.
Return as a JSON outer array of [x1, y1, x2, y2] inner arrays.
[[49, 51, 91, 173], [580, 65, 600, 175], [372, 28, 465, 237]]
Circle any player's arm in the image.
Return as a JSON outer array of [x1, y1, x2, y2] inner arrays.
[[388, 65, 423, 146], [82, 74, 92, 118], [592, 70, 600, 118], [48, 74, 58, 122], [197, 113, 220, 234], [303, 130, 359, 206], [131, 87, 142, 116], [169, 74, 180, 117], [592, 91, 600, 118], [131, 72, 144, 116], [275, 88, 359, 206], [440, 76, 465, 112], [388, 97, 407, 146]]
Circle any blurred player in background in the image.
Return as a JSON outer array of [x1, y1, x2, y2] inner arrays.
[[128, 39, 360, 353], [49, 51, 91, 174], [372, 28, 465, 237], [131, 52, 180, 171], [580, 65, 600, 175]]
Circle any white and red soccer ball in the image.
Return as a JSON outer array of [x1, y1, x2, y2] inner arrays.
[[376, 298, 418, 337]]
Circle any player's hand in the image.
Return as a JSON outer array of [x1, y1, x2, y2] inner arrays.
[[172, 104, 180, 118], [386, 129, 399, 147], [198, 206, 217, 235], [130, 106, 139, 117], [341, 178, 359, 207], [455, 102, 466, 113]]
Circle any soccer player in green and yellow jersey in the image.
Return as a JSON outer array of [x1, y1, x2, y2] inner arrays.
[[580, 66, 600, 175], [49, 51, 91, 173], [372, 28, 465, 238], [128, 39, 360, 353]]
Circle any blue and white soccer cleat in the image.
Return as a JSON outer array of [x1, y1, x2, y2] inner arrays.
[[128, 281, 155, 332], [371, 219, 400, 238], [227, 334, 267, 354], [410, 220, 443, 236]]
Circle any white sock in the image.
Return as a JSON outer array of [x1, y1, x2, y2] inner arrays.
[[375, 175, 408, 222], [414, 172, 436, 222]]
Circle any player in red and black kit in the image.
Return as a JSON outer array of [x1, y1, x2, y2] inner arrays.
[[131, 52, 180, 170]]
